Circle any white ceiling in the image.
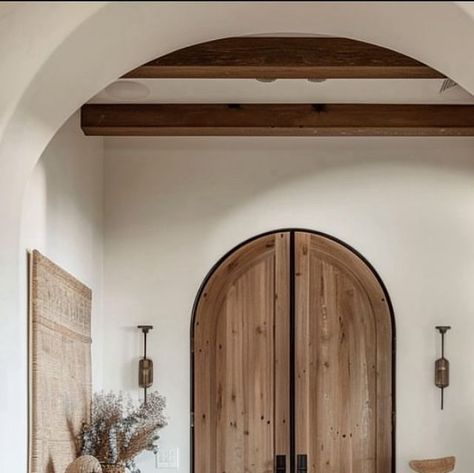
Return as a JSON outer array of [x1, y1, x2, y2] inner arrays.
[[90, 78, 474, 104]]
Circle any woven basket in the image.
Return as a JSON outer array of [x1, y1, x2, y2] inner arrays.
[[409, 457, 455, 473], [65, 456, 102, 473], [101, 464, 125, 473]]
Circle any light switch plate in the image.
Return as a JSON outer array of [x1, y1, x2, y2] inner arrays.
[[157, 447, 179, 469]]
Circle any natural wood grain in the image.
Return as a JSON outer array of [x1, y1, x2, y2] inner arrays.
[[193, 233, 290, 473], [193, 231, 393, 473], [123, 37, 443, 79], [409, 457, 455, 473], [294, 232, 393, 473], [275, 233, 291, 468], [81, 103, 474, 136]]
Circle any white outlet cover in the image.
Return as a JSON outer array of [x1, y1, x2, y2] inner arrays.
[[157, 447, 179, 469]]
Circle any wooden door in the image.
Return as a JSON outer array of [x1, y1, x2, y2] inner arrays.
[[193, 232, 291, 473], [193, 230, 393, 473], [294, 232, 393, 473]]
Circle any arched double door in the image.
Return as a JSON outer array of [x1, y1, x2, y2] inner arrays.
[[192, 231, 394, 473]]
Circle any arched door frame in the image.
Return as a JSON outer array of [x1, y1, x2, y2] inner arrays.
[[190, 228, 396, 473]]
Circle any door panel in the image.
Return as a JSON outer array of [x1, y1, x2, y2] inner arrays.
[[294, 232, 392, 473], [194, 233, 290, 473], [193, 231, 393, 473]]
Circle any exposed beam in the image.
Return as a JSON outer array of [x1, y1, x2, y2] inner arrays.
[[81, 104, 474, 137], [123, 37, 444, 79]]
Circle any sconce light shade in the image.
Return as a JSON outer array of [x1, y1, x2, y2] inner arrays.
[[139, 358, 154, 388], [434, 357, 449, 389]]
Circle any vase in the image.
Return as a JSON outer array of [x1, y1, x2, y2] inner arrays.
[[101, 464, 126, 473]]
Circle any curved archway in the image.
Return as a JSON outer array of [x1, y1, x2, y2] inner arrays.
[[1, 3, 474, 471], [192, 229, 395, 473]]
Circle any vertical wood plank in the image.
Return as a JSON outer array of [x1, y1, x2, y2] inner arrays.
[[275, 233, 291, 468], [295, 232, 311, 462]]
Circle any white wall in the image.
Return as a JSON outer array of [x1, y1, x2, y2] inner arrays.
[[103, 136, 474, 473], [21, 112, 104, 387], [4, 4, 474, 471]]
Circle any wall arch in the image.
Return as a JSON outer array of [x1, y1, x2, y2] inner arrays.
[[1, 3, 474, 471]]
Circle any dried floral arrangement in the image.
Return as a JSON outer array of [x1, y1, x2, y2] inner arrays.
[[79, 391, 167, 473]]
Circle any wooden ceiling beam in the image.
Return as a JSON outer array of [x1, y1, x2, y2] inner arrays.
[[81, 104, 474, 137], [122, 37, 444, 79]]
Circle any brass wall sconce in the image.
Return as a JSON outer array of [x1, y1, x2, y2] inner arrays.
[[138, 325, 154, 403], [435, 326, 451, 410]]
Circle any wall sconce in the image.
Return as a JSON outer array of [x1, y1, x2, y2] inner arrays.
[[138, 325, 154, 403], [435, 326, 451, 410]]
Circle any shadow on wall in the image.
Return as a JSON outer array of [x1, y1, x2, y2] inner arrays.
[[104, 135, 474, 223]]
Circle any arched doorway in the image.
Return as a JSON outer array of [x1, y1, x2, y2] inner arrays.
[[192, 230, 394, 473]]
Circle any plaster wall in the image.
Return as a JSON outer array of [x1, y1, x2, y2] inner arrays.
[[3, 3, 474, 471], [21, 112, 105, 387], [103, 136, 474, 472]]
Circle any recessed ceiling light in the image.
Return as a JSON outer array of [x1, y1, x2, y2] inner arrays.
[[307, 78, 327, 83], [256, 78, 277, 83], [105, 80, 150, 100]]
